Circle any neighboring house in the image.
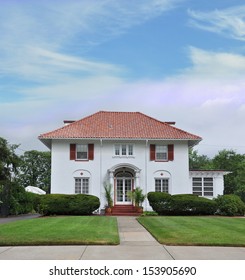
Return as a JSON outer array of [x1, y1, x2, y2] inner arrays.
[[39, 111, 228, 212]]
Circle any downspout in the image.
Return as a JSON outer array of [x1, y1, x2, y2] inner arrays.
[[100, 139, 103, 213], [145, 139, 148, 210]]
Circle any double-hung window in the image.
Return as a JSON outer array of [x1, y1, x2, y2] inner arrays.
[[76, 144, 88, 160], [70, 144, 94, 161], [192, 177, 214, 197], [75, 178, 89, 194], [114, 144, 134, 156], [156, 145, 168, 161]]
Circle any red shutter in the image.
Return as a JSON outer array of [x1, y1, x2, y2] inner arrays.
[[70, 144, 76, 160], [88, 144, 94, 160], [168, 144, 174, 161], [150, 144, 155, 161]]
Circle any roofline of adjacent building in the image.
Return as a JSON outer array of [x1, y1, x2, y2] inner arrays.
[[190, 170, 231, 175]]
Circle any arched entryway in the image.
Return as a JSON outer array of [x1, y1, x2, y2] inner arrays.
[[108, 163, 141, 206], [115, 167, 134, 205]]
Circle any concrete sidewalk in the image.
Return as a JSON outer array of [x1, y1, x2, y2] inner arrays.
[[0, 216, 244, 260]]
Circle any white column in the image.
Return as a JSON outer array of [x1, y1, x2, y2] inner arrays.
[[135, 170, 140, 188]]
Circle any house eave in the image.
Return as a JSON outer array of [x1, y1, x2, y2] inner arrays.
[[189, 170, 231, 176], [38, 136, 202, 147]]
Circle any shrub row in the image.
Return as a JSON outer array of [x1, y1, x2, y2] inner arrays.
[[147, 192, 245, 216], [35, 194, 100, 216]]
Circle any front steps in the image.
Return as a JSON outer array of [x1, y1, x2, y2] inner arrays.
[[105, 205, 142, 216]]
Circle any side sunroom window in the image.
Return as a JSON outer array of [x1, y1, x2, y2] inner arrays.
[[192, 177, 214, 197]]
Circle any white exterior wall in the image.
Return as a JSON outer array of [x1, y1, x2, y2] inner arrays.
[[51, 139, 191, 211]]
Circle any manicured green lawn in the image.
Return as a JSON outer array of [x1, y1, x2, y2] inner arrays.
[[138, 216, 245, 247], [0, 216, 119, 246]]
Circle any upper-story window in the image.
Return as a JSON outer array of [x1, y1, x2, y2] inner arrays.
[[70, 144, 94, 161], [76, 144, 88, 160], [156, 145, 168, 161], [150, 144, 174, 161], [114, 144, 134, 156]]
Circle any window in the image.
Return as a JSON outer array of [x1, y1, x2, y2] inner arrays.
[[155, 178, 169, 193], [150, 144, 174, 161], [115, 144, 120, 156], [156, 145, 168, 161], [75, 178, 89, 194], [70, 144, 94, 161], [114, 144, 134, 156], [76, 144, 88, 160], [128, 144, 133, 156], [192, 177, 213, 197]]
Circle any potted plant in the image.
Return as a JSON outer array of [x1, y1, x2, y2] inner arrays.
[[104, 184, 113, 214], [128, 187, 146, 213]]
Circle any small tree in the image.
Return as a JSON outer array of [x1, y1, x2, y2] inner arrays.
[[128, 187, 146, 208], [104, 184, 113, 208]]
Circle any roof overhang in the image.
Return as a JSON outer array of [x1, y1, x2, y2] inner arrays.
[[38, 137, 202, 150], [189, 170, 231, 176]]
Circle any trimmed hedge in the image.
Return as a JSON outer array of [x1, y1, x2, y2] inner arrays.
[[215, 194, 245, 216], [147, 192, 172, 215], [36, 194, 100, 215], [147, 192, 217, 215]]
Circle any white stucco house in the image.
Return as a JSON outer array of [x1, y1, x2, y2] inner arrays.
[[39, 111, 228, 213]]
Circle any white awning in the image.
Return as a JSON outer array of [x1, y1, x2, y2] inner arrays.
[[25, 186, 46, 195]]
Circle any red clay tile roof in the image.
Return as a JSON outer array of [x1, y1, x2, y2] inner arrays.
[[39, 111, 202, 145]]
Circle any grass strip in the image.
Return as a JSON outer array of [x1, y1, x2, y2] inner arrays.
[[0, 216, 119, 246], [138, 216, 245, 247]]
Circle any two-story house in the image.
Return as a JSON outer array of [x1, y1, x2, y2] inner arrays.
[[39, 111, 228, 213]]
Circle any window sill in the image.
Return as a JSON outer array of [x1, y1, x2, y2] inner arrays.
[[112, 156, 135, 159]]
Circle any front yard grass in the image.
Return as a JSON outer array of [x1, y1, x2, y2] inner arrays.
[[138, 216, 245, 247], [0, 216, 119, 246]]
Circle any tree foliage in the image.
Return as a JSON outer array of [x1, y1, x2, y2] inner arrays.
[[0, 137, 20, 216], [17, 150, 51, 193]]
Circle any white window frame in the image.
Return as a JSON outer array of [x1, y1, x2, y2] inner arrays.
[[75, 178, 89, 194], [114, 144, 134, 157], [76, 144, 88, 160], [155, 145, 168, 161], [192, 177, 214, 197], [155, 178, 169, 193]]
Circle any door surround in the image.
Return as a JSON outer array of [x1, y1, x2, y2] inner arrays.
[[108, 164, 141, 206]]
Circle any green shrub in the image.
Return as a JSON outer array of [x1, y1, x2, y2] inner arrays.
[[147, 192, 173, 215], [215, 194, 245, 216], [171, 194, 217, 215], [147, 192, 217, 215], [38, 194, 100, 215]]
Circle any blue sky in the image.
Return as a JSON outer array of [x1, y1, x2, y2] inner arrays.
[[1, 0, 245, 156]]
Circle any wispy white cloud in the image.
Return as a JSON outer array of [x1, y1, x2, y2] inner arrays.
[[179, 46, 245, 80], [0, 0, 181, 84], [188, 5, 245, 41]]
